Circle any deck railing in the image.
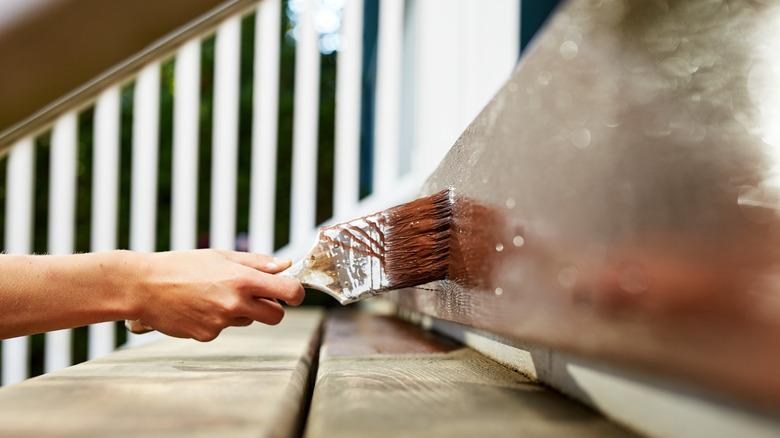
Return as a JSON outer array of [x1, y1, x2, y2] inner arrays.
[[0, 0, 520, 385]]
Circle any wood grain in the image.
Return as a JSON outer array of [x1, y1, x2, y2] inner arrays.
[[0, 309, 323, 438], [304, 310, 636, 438]]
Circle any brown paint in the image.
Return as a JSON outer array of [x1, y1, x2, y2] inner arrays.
[[315, 189, 451, 284], [383, 189, 451, 290], [274, 190, 452, 304]]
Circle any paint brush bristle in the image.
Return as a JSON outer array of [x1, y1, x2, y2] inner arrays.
[[278, 190, 452, 304], [383, 189, 452, 290]]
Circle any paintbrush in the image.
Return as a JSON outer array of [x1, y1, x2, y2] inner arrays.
[[277, 189, 452, 304], [125, 190, 451, 333]]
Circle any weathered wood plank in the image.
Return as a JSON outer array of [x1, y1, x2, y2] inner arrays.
[[304, 309, 635, 438], [0, 308, 323, 438], [416, 310, 780, 438]]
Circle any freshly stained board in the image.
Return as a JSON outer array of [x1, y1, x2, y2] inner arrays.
[[0, 309, 323, 438], [388, 0, 780, 409], [304, 310, 636, 438]]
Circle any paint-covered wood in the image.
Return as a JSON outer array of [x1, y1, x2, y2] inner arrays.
[[0, 308, 323, 438], [304, 309, 635, 438], [387, 0, 780, 411]]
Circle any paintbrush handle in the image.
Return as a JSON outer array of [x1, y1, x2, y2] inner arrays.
[[276, 248, 353, 304]]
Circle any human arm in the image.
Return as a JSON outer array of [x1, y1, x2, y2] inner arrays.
[[0, 249, 305, 341]]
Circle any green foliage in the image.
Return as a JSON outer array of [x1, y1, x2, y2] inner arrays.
[[275, 5, 295, 250], [117, 83, 135, 250], [75, 108, 94, 253], [33, 132, 50, 255], [156, 58, 175, 251], [197, 35, 215, 248]]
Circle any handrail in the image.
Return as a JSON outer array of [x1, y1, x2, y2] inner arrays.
[[0, 0, 260, 153]]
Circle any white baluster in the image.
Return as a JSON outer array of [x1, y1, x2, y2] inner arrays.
[[130, 62, 160, 255], [210, 17, 242, 251], [171, 39, 202, 251], [2, 137, 35, 385], [128, 62, 161, 347], [249, 0, 281, 255], [373, 0, 404, 195], [89, 86, 121, 359], [334, 0, 364, 220], [46, 112, 78, 373], [290, 0, 321, 249]]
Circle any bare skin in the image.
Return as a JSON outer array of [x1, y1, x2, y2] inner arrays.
[[0, 249, 305, 342]]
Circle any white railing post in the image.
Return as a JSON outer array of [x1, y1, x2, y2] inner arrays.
[[46, 112, 78, 373], [128, 62, 161, 347], [372, 0, 404, 195], [290, 0, 321, 249], [334, 0, 364, 220], [171, 39, 202, 251], [249, 0, 281, 255], [210, 17, 242, 251], [130, 62, 161, 255], [2, 137, 35, 385], [89, 86, 121, 359]]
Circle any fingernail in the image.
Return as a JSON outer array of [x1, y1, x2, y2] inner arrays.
[[266, 262, 279, 270], [273, 257, 291, 265]]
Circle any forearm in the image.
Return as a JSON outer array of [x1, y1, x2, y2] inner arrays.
[[0, 251, 139, 339], [0, 249, 304, 342]]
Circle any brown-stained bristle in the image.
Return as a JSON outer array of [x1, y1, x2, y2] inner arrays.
[[383, 189, 452, 289]]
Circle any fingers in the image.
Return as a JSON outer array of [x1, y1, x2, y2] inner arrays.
[[134, 250, 304, 343], [276, 277, 306, 305], [230, 316, 254, 327], [219, 250, 292, 273], [216, 250, 305, 304], [251, 274, 306, 306], [244, 298, 285, 325]]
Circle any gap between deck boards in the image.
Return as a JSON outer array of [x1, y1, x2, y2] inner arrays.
[[303, 307, 637, 438]]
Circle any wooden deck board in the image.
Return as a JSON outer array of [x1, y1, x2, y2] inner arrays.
[[0, 308, 323, 438], [304, 309, 636, 438]]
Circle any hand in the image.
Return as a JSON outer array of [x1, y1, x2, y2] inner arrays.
[[127, 249, 305, 342]]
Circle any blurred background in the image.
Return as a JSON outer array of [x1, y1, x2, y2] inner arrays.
[[0, 0, 560, 384]]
